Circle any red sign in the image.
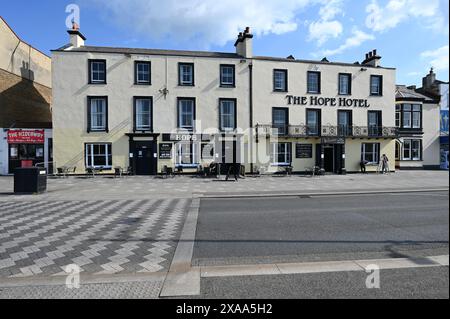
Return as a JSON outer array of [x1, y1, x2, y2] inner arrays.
[[7, 130, 45, 144]]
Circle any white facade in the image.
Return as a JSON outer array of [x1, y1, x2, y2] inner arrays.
[[52, 28, 397, 175]]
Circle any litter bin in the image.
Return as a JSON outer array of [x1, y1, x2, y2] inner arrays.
[[14, 167, 47, 194]]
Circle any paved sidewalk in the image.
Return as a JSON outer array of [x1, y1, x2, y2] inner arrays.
[[0, 171, 448, 201]]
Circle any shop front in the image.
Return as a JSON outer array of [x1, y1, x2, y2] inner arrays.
[[0, 129, 53, 175]]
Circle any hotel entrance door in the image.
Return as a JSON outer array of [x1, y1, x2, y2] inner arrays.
[[317, 143, 345, 174], [323, 146, 335, 173], [132, 141, 157, 176]]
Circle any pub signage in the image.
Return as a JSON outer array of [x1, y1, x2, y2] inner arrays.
[[162, 134, 212, 142], [159, 143, 173, 159], [287, 95, 370, 108], [7, 130, 45, 144], [296, 144, 313, 159]]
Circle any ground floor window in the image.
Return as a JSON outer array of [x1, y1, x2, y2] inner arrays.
[[361, 143, 380, 164], [176, 143, 199, 165], [85, 143, 112, 168], [403, 139, 421, 160], [270, 143, 292, 165], [8, 144, 45, 173]]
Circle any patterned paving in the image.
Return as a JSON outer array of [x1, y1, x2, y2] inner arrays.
[[0, 199, 190, 278]]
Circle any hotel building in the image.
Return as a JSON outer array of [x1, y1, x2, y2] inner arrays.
[[52, 26, 397, 175]]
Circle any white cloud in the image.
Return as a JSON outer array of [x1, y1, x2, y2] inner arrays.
[[89, 0, 312, 47], [421, 45, 449, 71], [321, 28, 375, 56], [365, 0, 442, 32], [308, 0, 344, 46]]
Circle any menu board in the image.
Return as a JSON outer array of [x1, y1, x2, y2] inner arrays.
[[159, 143, 173, 159], [296, 144, 313, 159]]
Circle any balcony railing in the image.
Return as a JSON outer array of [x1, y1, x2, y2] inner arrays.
[[256, 124, 397, 138]]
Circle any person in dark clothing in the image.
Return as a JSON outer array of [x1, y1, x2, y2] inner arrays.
[[225, 163, 239, 181], [360, 160, 368, 173]]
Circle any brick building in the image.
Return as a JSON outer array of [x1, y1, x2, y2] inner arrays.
[[0, 16, 52, 175]]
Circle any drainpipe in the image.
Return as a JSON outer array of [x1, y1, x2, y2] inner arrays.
[[249, 63, 254, 174]]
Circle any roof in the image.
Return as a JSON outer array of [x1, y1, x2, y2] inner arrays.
[[52, 45, 395, 70], [396, 85, 436, 102]]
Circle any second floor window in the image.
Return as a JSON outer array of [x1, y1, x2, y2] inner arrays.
[[179, 63, 194, 86], [134, 97, 152, 132], [307, 71, 321, 94], [370, 75, 383, 96], [89, 60, 106, 84], [135, 62, 151, 85], [274, 69, 288, 92], [397, 104, 422, 129], [219, 99, 236, 131], [220, 65, 235, 87], [178, 98, 195, 130], [88, 97, 108, 132], [339, 73, 352, 95]]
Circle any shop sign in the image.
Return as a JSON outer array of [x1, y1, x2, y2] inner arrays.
[[296, 144, 313, 159], [322, 137, 345, 144], [162, 134, 211, 142], [7, 130, 45, 144], [159, 143, 173, 159], [287, 95, 370, 108]]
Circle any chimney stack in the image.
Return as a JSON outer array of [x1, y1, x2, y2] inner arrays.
[[235, 27, 253, 58], [422, 67, 436, 89], [362, 49, 381, 67], [67, 21, 86, 48]]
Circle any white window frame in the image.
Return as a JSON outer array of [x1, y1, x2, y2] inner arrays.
[[220, 100, 236, 131], [90, 98, 106, 131], [362, 143, 380, 164], [339, 74, 351, 95], [370, 76, 382, 95], [403, 139, 421, 161], [90, 61, 106, 84], [136, 62, 151, 84], [85, 143, 112, 168], [270, 143, 291, 166], [176, 143, 199, 165], [274, 70, 287, 91], [179, 64, 194, 86], [220, 66, 235, 86], [178, 99, 195, 130], [135, 98, 152, 131]]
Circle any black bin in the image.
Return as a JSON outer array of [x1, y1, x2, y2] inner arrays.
[[14, 168, 47, 194]]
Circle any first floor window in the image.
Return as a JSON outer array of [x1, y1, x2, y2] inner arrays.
[[270, 143, 292, 165], [370, 75, 383, 96], [135, 62, 151, 84], [134, 98, 152, 131], [403, 139, 421, 160], [88, 97, 107, 132], [176, 143, 199, 165], [178, 99, 195, 130], [362, 143, 380, 164], [395, 105, 401, 128], [85, 144, 112, 168], [89, 60, 106, 84], [219, 99, 236, 131], [274, 69, 288, 92], [220, 65, 235, 87]]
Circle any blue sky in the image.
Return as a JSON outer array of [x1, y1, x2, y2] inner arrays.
[[1, 0, 448, 85]]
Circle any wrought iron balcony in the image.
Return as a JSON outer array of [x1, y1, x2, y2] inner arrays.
[[256, 124, 397, 138]]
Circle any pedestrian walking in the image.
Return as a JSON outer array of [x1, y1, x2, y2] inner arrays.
[[381, 154, 390, 174], [360, 159, 368, 174]]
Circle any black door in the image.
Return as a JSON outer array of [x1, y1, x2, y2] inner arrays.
[[324, 146, 334, 173], [134, 142, 157, 175]]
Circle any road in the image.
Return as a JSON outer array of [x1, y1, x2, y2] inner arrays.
[[192, 191, 449, 298]]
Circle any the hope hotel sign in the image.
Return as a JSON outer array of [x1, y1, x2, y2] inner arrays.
[[287, 95, 370, 108]]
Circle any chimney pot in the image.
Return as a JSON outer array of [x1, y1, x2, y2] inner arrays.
[[373, 49, 377, 56], [245, 27, 250, 34]]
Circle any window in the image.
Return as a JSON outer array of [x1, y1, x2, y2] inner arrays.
[[179, 63, 194, 86], [362, 143, 380, 164], [135, 62, 151, 85], [89, 60, 106, 84], [338, 110, 352, 136], [396, 105, 401, 128], [88, 97, 108, 132], [339, 73, 352, 95], [307, 71, 321, 94], [370, 75, 383, 96], [220, 65, 235, 87], [274, 69, 288, 92], [201, 143, 215, 160], [368, 111, 382, 136], [85, 143, 112, 168], [412, 105, 422, 129], [219, 99, 236, 131], [176, 143, 199, 165], [403, 139, 421, 160], [178, 98, 195, 130], [134, 97, 152, 132], [273, 108, 289, 135], [399, 104, 422, 129], [270, 143, 292, 165], [306, 109, 320, 136]]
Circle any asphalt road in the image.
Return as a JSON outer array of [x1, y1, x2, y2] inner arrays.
[[193, 192, 449, 266], [198, 267, 449, 299]]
